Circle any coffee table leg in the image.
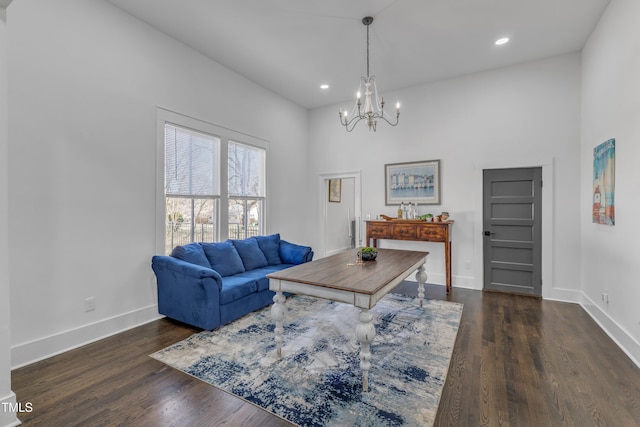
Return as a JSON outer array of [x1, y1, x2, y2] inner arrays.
[[416, 263, 427, 307], [355, 309, 376, 392], [271, 291, 287, 358]]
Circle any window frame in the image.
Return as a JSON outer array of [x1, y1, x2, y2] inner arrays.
[[156, 108, 269, 254], [227, 140, 267, 240], [164, 123, 221, 252]]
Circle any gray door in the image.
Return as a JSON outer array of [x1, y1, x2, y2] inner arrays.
[[483, 167, 542, 296]]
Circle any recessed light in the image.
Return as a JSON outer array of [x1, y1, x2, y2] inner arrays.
[[320, 84, 330, 90], [495, 37, 510, 46]]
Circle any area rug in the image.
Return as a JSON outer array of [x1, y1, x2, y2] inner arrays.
[[151, 293, 463, 426]]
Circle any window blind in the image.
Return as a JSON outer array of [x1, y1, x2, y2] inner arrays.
[[228, 140, 265, 197], [165, 124, 219, 197]]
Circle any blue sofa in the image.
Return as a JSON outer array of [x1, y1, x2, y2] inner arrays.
[[151, 234, 313, 330]]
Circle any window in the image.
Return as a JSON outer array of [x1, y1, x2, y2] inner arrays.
[[157, 109, 270, 254], [164, 124, 220, 254], [228, 141, 266, 239]]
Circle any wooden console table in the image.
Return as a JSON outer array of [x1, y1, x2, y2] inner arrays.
[[366, 220, 453, 293]]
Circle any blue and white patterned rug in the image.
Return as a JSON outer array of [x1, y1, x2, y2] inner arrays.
[[151, 293, 463, 427]]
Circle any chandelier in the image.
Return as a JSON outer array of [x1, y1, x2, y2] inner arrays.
[[339, 16, 400, 132]]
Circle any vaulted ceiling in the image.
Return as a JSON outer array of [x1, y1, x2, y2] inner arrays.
[[107, 0, 610, 109]]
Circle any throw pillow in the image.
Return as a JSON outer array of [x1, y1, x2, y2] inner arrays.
[[279, 240, 312, 264], [170, 243, 211, 268], [231, 238, 269, 271], [201, 241, 246, 277], [254, 233, 282, 265]]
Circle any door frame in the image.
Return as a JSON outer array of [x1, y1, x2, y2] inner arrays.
[[318, 171, 362, 258], [473, 158, 554, 299]]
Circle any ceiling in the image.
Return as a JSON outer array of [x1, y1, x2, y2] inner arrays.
[[107, 0, 610, 110]]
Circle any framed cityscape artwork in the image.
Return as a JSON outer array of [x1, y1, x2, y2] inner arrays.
[[385, 159, 440, 205]]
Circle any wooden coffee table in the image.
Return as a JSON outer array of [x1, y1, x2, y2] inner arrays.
[[267, 248, 429, 392]]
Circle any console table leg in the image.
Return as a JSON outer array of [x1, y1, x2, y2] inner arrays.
[[271, 291, 287, 359], [355, 309, 376, 392], [416, 263, 428, 308]]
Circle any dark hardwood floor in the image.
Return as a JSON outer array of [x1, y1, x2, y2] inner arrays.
[[12, 283, 640, 426]]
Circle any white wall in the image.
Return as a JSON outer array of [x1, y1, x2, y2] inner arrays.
[[1, 3, 20, 425], [309, 53, 582, 298], [580, 0, 640, 365], [8, 0, 310, 367]]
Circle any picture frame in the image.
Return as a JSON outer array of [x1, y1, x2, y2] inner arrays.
[[328, 178, 342, 203], [592, 138, 615, 225], [385, 159, 441, 205]]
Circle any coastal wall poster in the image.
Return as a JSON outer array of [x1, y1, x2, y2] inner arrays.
[[592, 138, 615, 225], [385, 159, 440, 205]]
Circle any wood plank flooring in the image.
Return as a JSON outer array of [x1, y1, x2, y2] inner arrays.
[[12, 284, 640, 426]]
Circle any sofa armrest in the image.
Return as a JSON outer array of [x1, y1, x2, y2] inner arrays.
[[152, 255, 222, 282], [279, 240, 314, 264], [151, 255, 224, 330]]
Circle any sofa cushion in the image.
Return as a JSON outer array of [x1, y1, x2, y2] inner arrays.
[[201, 241, 245, 276], [254, 233, 282, 265], [219, 276, 258, 305], [238, 265, 299, 292], [231, 238, 269, 271], [279, 240, 313, 264], [234, 267, 277, 292], [170, 243, 211, 269]]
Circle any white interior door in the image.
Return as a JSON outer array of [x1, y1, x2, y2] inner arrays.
[[319, 171, 361, 258], [325, 177, 355, 256]]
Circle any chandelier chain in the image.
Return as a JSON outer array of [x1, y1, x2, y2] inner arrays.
[[366, 21, 370, 78]]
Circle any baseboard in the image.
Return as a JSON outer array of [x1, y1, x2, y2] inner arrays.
[[542, 286, 582, 303], [451, 274, 476, 290], [0, 392, 21, 427], [580, 292, 640, 369], [11, 305, 162, 369], [326, 246, 352, 257], [404, 273, 476, 290], [404, 271, 444, 286]]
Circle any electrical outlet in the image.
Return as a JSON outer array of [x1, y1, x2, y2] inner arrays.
[[601, 289, 609, 304], [465, 261, 472, 270], [84, 297, 95, 312]]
